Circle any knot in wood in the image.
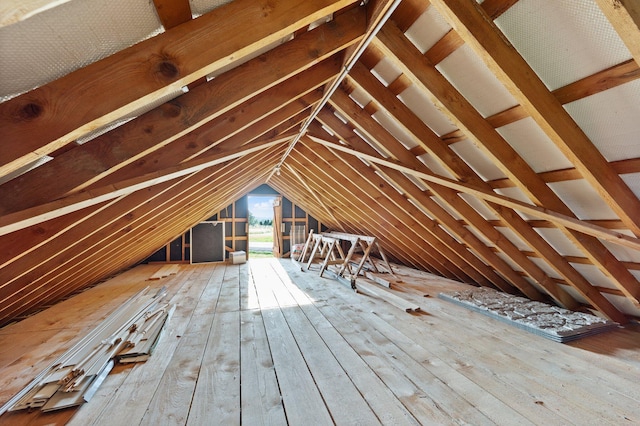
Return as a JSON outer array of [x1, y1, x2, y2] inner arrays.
[[156, 60, 179, 80], [17, 102, 43, 121]]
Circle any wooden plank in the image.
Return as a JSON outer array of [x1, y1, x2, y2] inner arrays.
[[552, 59, 640, 105], [0, 265, 200, 421], [259, 260, 382, 425], [2, 260, 640, 424], [363, 271, 393, 288], [357, 279, 420, 312], [151, 0, 192, 29], [430, 0, 640, 237], [91, 265, 225, 425], [187, 310, 240, 425], [250, 260, 334, 424], [147, 264, 180, 280], [594, 0, 640, 67], [273, 261, 421, 425], [0, 22, 355, 216], [0, 0, 356, 178], [283, 262, 481, 424], [239, 304, 286, 424]]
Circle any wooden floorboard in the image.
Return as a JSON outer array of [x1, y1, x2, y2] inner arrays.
[[1, 259, 639, 425]]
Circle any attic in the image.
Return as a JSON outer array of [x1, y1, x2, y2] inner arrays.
[[1, 0, 640, 423]]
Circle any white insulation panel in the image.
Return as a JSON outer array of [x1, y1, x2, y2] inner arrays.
[[621, 173, 640, 199], [464, 225, 496, 248], [436, 44, 519, 118], [373, 110, 418, 149], [547, 179, 619, 220], [495, 0, 632, 91], [569, 263, 618, 290], [370, 56, 403, 86], [0, 0, 163, 101], [600, 231, 640, 263], [558, 284, 589, 305], [349, 85, 373, 109], [398, 85, 457, 136], [450, 139, 507, 181], [534, 228, 584, 257], [496, 117, 573, 173], [529, 256, 563, 280], [458, 193, 500, 221], [404, 5, 451, 55], [602, 293, 640, 317], [495, 226, 532, 251], [431, 196, 463, 220], [494, 187, 537, 220], [496, 252, 523, 272], [417, 153, 457, 179], [564, 80, 640, 162]]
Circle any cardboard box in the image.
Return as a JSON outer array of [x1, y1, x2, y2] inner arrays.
[[230, 251, 246, 264]]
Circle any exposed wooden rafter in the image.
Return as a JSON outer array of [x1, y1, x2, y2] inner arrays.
[[2, 0, 640, 328], [0, 0, 356, 178]]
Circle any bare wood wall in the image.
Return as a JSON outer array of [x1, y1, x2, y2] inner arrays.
[[144, 185, 325, 263]]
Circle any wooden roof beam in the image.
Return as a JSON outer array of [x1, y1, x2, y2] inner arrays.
[[308, 123, 468, 282], [594, 0, 640, 68], [271, 173, 343, 232], [348, 57, 628, 316], [299, 137, 509, 290], [308, 116, 487, 283], [284, 140, 461, 277], [346, 57, 600, 311], [0, 148, 280, 321], [283, 163, 344, 231], [310, 127, 625, 319], [0, 136, 290, 237], [328, 88, 551, 302], [307, 134, 640, 257], [289, 141, 475, 281], [0, 0, 358, 178], [376, 20, 640, 306], [0, 9, 364, 213], [429, 0, 640, 237], [92, 89, 322, 190]]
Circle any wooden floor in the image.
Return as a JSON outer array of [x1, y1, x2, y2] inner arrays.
[[1, 258, 639, 425]]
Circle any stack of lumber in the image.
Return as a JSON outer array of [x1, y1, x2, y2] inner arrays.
[[439, 288, 619, 342], [3, 287, 173, 413]]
